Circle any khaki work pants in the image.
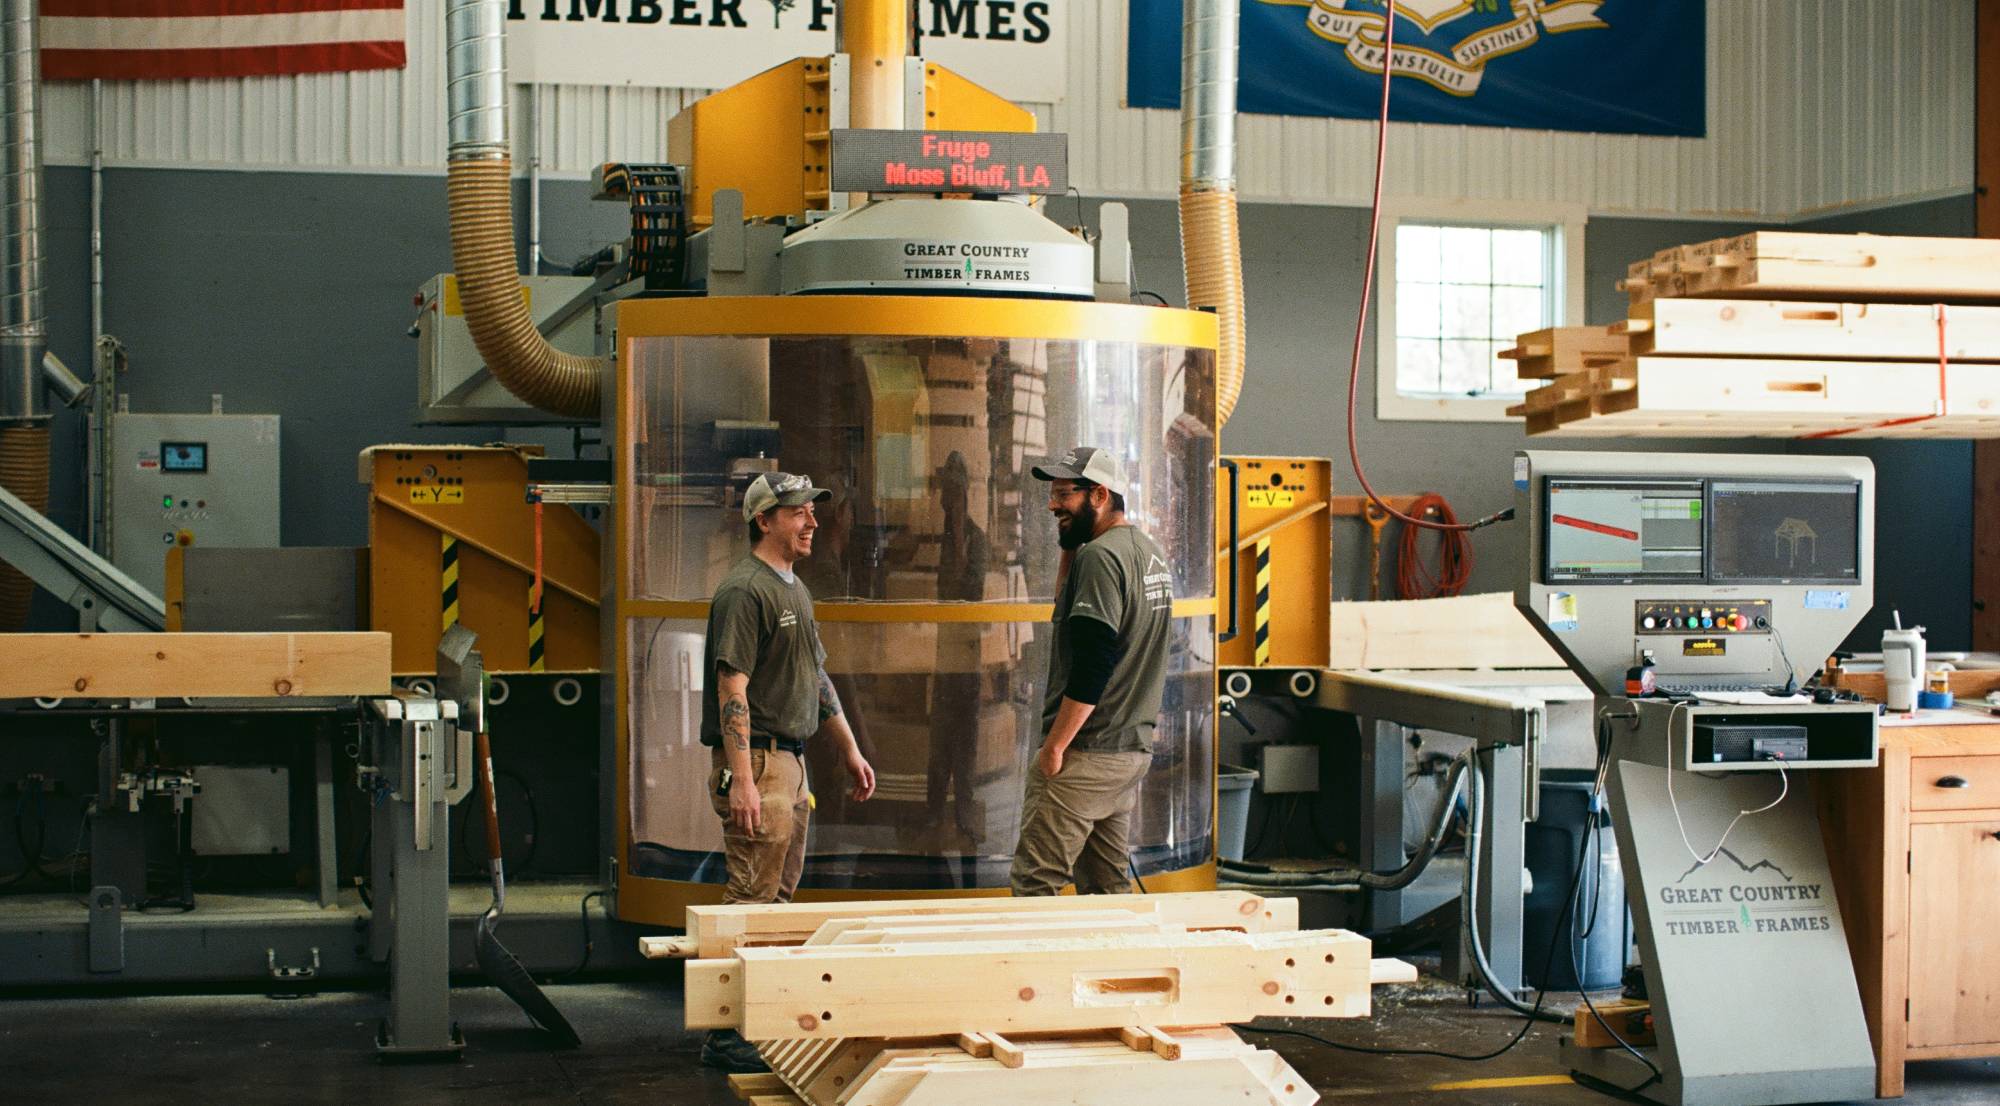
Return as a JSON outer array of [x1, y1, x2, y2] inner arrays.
[[1010, 749, 1153, 896], [708, 746, 810, 904]]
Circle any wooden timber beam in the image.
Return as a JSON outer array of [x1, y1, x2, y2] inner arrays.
[[670, 891, 1300, 959], [685, 928, 1374, 1040], [0, 632, 393, 699]]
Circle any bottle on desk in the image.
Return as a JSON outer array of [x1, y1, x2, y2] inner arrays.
[[1882, 611, 1926, 713]]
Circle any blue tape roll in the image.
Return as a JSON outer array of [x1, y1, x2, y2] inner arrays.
[[1917, 690, 1954, 711]]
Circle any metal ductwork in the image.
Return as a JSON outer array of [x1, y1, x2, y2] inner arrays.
[[2, 0, 46, 426], [1, 0, 49, 629], [1178, 0, 1246, 426], [443, 0, 603, 420]]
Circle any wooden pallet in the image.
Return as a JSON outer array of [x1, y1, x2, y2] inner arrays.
[[1621, 232, 2000, 307]]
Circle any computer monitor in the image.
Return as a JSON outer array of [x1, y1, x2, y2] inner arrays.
[[1708, 480, 1862, 583], [1544, 480, 1704, 581]]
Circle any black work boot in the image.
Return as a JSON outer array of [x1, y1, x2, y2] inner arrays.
[[700, 1028, 769, 1073]]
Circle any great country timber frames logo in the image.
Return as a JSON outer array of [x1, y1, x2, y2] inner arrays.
[[1257, 0, 1613, 97], [1658, 847, 1835, 938]]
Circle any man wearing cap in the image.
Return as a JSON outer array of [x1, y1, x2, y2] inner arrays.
[[700, 471, 877, 1073], [1012, 447, 1174, 897]]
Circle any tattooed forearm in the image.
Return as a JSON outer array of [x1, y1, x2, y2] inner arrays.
[[816, 668, 840, 720], [721, 695, 750, 751]]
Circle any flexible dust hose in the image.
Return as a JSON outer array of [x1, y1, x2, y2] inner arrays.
[[442, 0, 602, 420], [1218, 750, 1469, 892], [0, 422, 49, 628], [1179, 188, 1246, 426], [445, 159, 602, 419]]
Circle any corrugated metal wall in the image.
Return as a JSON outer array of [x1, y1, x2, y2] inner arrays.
[[38, 0, 1972, 221]]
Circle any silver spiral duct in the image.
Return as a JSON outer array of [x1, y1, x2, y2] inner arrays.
[[1179, 0, 1239, 189], [444, 0, 509, 157], [1, 0, 46, 424]]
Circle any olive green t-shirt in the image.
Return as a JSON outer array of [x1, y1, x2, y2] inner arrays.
[[700, 555, 826, 746], [1043, 524, 1174, 753]]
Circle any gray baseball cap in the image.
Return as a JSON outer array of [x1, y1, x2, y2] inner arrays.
[[1032, 446, 1127, 497], [742, 471, 831, 521]]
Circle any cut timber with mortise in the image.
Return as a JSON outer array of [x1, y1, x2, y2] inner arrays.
[[685, 928, 1373, 1039], [0, 632, 394, 699], [1628, 299, 2000, 361], [1622, 232, 2000, 306], [664, 890, 1299, 959]]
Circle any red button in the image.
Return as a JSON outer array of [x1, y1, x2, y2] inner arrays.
[[1733, 615, 1749, 630]]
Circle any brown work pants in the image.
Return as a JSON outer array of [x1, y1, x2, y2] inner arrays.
[[708, 746, 810, 904], [1010, 749, 1153, 896]]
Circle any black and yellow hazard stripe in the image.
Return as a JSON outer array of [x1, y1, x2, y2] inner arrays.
[[527, 591, 547, 673], [440, 533, 460, 633], [1253, 536, 1272, 666]]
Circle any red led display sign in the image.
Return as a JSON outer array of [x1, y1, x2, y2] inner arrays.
[[829, 129, 1069, 195]]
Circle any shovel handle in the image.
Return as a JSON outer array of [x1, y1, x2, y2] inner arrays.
[[476, 730, 503, 863]]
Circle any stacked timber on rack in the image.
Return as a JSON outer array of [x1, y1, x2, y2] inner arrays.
[[1506, 232, 2000, 438], [644, 891, 1415, 1106]]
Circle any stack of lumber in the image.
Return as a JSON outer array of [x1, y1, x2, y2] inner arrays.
[[644, 891, 1415, 1106], [1505, 232, 2000, 438]]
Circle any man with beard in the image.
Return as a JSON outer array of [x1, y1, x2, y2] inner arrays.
[[1011, 447, 1174, 897], [699, 471, 877, 1072]]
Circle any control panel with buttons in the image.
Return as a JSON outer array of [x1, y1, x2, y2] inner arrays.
[[1633, 599, 1773, 634]]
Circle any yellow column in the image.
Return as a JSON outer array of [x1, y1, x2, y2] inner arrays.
[[842, 0, 907, 130]]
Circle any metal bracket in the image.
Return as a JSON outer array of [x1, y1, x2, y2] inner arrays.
[[88, 885, 124, 973], [267, 946, 321, 982]]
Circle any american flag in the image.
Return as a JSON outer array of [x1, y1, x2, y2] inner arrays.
[[42, 1, 407, 81]]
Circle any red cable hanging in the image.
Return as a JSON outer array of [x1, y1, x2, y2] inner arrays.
[[1396, 492, 1474, 598]]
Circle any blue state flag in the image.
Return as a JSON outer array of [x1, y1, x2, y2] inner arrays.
[[1129, 0, 1705, 137]]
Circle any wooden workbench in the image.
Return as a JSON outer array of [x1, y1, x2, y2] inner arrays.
[[1818, 719, 2000, 1097]]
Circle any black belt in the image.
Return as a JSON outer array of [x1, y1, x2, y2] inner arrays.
[[748, 736, 804, 755]]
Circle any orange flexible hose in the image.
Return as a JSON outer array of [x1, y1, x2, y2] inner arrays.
[[447, 158, 604, 419], [1179, 186, 1246, 426]]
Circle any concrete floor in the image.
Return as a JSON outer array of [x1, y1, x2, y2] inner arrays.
[[2, 974, 1997, 1105]]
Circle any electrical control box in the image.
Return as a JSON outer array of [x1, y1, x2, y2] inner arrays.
[[1257, 743, 1321, 794], [110, 410, 280, 599], [415, 273, 599, 424]]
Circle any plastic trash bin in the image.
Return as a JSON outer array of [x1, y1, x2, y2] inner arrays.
[[1217, 764, 1259, 861]]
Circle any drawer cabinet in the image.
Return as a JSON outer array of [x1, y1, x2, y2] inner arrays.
[[1820, 730, 2000, 1097]]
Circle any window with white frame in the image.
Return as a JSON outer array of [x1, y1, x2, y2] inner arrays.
[[1374, 202, 1586, 422]]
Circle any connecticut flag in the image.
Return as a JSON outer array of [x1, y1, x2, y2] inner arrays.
[[42, 2, 407, 81]]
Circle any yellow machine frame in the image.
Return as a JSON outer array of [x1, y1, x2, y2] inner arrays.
[[365, 445, 601, 675], [611, 295, 1221, 925], [668, 57, 1035, 231], [1217, 457, 1334, 670]]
